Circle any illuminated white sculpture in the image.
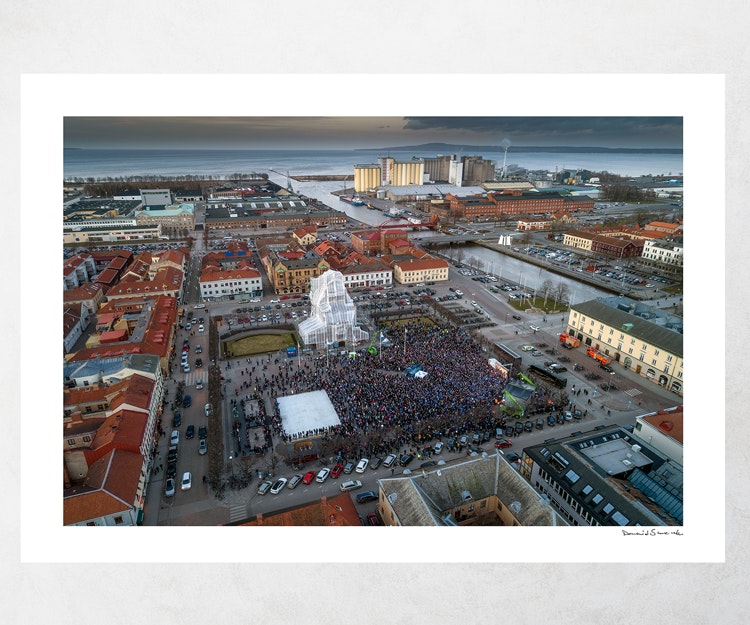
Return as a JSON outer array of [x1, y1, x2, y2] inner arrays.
[[297, 270, 369, 348]]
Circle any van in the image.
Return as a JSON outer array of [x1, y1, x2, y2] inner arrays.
[[383, 454, 397, 468], [257, 480, 272, 495]]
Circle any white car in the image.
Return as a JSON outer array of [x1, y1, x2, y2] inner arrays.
[[196, 379, 204, 390], [165, 478, 176, 497], [198, 439, 207, 455], [181, 471, 192, 491], [433, 442, 444, 455], [530, 325, 541, 332], [355, 458, 369, 473], [521, 345, 534, 352], [270, 478, 288, 494], [316, 467, 331, 483], [198, 324, 204, 332], [170, 430, 180, 445], [205, 403, 212, 417], [340, 480, 363, 492]]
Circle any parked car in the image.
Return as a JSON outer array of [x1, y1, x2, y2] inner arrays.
[[399, 454, 414, 467], [383, 454, 398, 468], [343, 461, 355, 474], [198, 425, 207, 439], [521, 345, 534, 351], [420, 460, 438, 469], [495, 438, 513, 449], [505, 452, 521, 463], [257, 479, 273, 495], [331, 463, 344, 479], [547, 415, 556, 426], [356, 458, 369, 473], [205, 403, 213, 417], [195, 344, 202, 353], [433, 442, 444, 455], [166, 462, 177, 479], [512, 314, 522, 320], [536, 418, 545, 430], [524, 420, 534, 432], [302, 471, 316, 485], [181, 472, 192, 491], [514, 422, 524, 434], [288, 474, 303, 489], [356, 491, 379, 504], [183, 395, 192, 408], [370, 456, 383, 470], [195, 358, 203, 368], [316, 468, 331, 483], [270, 478, 288, 494], [366, 513, 381, 526], [172, 412, 182, 427], [170, 430, 180, 445], [186, 425, 195, 439], [340, 480, 363, 492], [198, 439, 207, 455], [165, 478, 175, 497]]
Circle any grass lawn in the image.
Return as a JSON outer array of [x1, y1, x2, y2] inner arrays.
[[225, 333, 297, 357]]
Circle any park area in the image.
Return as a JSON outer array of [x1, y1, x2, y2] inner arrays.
[[223, 332, 297, 358]]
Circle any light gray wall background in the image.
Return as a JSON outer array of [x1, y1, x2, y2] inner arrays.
[[3, 2, 745, 624]]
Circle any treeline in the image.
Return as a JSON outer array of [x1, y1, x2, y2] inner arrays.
[[599, 185, 656, 202]]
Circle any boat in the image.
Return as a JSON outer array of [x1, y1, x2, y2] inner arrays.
[[387, 207, 404, 217], [340, 195, 365, 206]]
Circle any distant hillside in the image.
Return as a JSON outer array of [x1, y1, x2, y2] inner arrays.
[[356, 143, 682, 154]]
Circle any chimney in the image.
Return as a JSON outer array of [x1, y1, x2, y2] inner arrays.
[[256, 513, 263, 525]]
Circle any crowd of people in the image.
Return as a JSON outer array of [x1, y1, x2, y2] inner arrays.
[[260, 322, 512, 460]]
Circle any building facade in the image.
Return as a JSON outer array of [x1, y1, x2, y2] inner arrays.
[[566, 298, 683, 395], [199, 268, 263, 300], [392, 258, 449, 284]]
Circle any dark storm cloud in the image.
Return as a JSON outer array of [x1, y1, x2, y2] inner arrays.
[[64, 116, 682, 150], [402, 117, 682, 148]]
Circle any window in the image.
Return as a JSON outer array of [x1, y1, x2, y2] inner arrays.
[[67, 439, 76, 446], [114, 516, 124, 525]]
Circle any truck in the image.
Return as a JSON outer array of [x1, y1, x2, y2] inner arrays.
[[559, 332, 581, 349], [586, 347, 612, 365]]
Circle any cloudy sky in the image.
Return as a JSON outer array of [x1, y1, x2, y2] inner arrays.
[[64, 116, 682, 150]]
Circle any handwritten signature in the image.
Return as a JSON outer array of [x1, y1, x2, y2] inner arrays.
[[622, 528, 683, 537]]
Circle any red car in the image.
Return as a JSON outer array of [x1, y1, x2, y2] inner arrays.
[[302, 471, 316, 485], [330, 463, 344, 479], [366, 513, 381, 526], [495, 439, 513, 449]]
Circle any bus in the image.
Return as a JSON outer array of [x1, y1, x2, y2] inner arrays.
[[527, 364, 568, 389]]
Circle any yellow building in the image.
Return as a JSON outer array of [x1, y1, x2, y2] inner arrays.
[[567, 298, 683, 395], [392, 258, 449, 284], [353, 164, 381, 193], [563, 230, 594, 251]]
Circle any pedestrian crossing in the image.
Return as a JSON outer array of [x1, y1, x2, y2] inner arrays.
[[624, 388, 642, 397], [228, 504, 248, 523], [183, 372, 207, 387]]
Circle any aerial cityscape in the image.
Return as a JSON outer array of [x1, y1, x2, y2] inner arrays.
[[61, 116, 684, 528]]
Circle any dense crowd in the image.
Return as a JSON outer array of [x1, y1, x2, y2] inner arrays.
[[262, 322, 510, 458]]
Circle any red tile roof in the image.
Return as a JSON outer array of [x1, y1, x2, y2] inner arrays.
[[395, 258, 449, 271], [238, 492, 360, 526], [641, 410, 684, 444], [63, 449, 143, 525]]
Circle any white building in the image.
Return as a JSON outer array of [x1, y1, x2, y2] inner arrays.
[[339, 263, 393, 289], [199, 267, 262, 300], [641, 239, 683, 267]]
